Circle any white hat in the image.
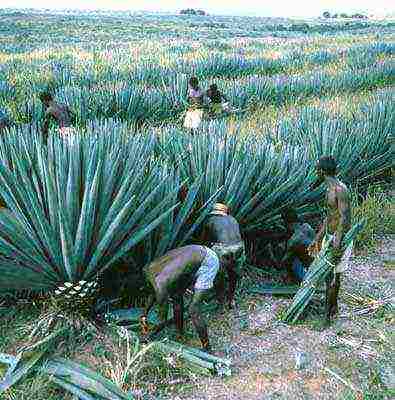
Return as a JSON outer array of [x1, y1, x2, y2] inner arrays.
[[210, 203, 229, 216]]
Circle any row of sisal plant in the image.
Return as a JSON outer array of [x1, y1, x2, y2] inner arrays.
[[0, 92, 392, 297], [5, 55, 393, 128], [1, 40, 392, 101]]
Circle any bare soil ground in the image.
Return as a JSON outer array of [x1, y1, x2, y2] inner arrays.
[[162, 236, 394, 400], [0, 237, 393, 400]]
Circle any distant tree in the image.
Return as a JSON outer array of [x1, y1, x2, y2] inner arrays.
[[180, 8, 207, 16], [323, 11, 331, 18], [352, 13, 367, 19], [340, 13, 349, 18]]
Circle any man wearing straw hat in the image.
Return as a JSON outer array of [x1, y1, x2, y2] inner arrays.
[[202, 202, 245, 309], [39, 91, 76, 144]]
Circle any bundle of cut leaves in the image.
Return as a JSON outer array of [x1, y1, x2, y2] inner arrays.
[[283, 219, 367, 324], [155, 340, 232, 377], [0, 317, 152, 399], [342, 288, 394, 318], [0, 307, 135, 399], [0, 352, 134, 399]]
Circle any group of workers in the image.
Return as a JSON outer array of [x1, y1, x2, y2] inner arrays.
[[0, 76, 227, 138], [141, 156, 352, 352], [0, 85, 353, 354], [183, 77, 230, 134]]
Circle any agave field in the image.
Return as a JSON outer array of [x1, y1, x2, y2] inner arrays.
[[0, 8, 393, 399]]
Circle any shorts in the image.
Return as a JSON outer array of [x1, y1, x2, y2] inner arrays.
[[322, 234, 353, 273], [59, 126, 76, 136], [211, 242, 245, 259], [211, 241, 245, 275], [183, 109, 203, 130], [194, 247, 220, 291], [59, 127, 76, 145]]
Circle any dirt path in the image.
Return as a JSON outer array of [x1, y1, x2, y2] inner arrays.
[[164, 236, 394, 400]]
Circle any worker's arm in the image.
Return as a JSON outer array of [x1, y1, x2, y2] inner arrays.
[[249, 229, 290, 242], [42, 111, 52, 144], [199, 221, 212, 246], [69, 107, 77, 125], [309, 217, 326, 256], [333, 187, 351, 256]]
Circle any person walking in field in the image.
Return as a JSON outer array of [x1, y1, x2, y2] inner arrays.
[[206, 84, 229, 117], [39, 91, 76, 143], [141, 245, 220, 352], [183, 77, 204, 135], [201, 203, 245, 310], [280, 208, 315, 284], [309, 156, 352, 325]]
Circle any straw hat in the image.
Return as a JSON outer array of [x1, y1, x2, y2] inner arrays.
[[210, 203, 229, 216]]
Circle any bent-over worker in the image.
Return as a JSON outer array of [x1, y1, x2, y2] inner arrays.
[[280, 208, 315, 283], [142, 245, 220, 351], [206, 84, 229, 116]]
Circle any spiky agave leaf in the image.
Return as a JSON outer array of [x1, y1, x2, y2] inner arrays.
[[0, 129, 178, 293]]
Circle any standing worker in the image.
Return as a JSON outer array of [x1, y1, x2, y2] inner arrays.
[[183, 77, 204, 135], [201, 203, 245, 309], [309, 156, 352, 325], [142, 245, 220, 352]]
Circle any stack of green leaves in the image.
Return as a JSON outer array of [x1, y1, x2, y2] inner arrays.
[[156, 340, 232, 377], [283, 219, 366, 324]]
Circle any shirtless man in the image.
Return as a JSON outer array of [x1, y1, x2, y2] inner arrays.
[[309, 156, 352, 325], [201, 203, 244, 309], [39, 92, 75, 143], [280, 208, 315, 283], [142, 245, 219, 351]]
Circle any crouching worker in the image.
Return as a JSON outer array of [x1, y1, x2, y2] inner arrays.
[[39, 91, 76, 144], [141, 245, 219, 351], [202, 203, 245, 309], [280, 208, 315, 283], [206, 84, 229, 117]]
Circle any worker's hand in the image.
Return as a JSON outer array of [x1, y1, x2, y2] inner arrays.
[[140, 315, 149, 335], [331, 235, 343, 263], [308, 241, 320, 257], [331, 247, 343, 264]]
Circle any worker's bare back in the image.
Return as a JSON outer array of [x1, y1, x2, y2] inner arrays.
[[326, 179, 351, 235], [46, 102, 73, 128]]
